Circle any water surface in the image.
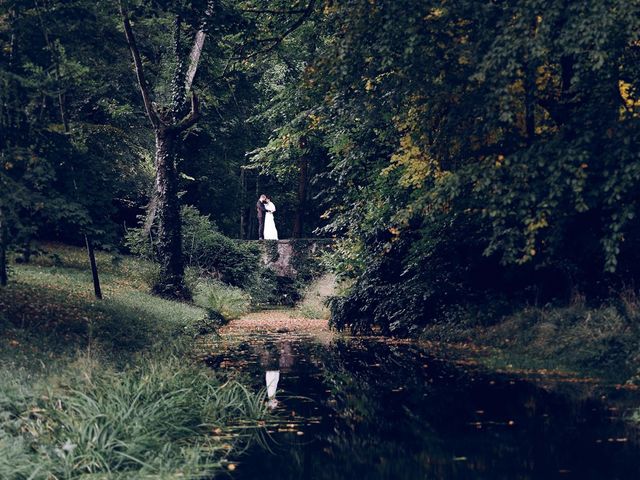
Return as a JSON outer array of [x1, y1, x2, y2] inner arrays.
[[203, 331, 640, 480]]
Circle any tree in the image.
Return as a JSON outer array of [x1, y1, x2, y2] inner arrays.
[[119, 0, 321, 282], [245, 4, 330, 238], [118, 0, 207, 298], [33, 0, 103, 298], [265, 0, 640, 334], [1, 1, 91, 289]]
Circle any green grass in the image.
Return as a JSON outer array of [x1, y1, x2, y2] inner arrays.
[[295, 274, 335, 320], [0, 356, 268, 479], [421, 295, 640, 382], [0, 243, 269, 479], [1, 243, 207, 358], [194, 279, 251, 322]]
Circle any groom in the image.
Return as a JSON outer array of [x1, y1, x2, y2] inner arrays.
[[256, 194, 267, 239]]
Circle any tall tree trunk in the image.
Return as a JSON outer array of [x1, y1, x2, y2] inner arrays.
[[239, 167, 246, 239], [153, 127, 188, 298], [292, 155, 309, 238], [120, 2, 200, 299], [0, 217, 7, 287]]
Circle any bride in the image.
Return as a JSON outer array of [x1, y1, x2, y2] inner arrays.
[[264, 196, 278, 240]]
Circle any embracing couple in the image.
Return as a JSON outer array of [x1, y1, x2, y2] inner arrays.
[[256, 194, 278, 240]]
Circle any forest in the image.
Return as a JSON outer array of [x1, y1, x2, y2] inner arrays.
[[4, 0, 640, 314], [3, 1, 640, 479]]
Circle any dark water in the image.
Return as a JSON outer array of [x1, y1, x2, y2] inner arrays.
[[203, 332, 640, 480]]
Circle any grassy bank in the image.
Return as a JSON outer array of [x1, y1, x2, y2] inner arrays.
[[0, 243, 268, 479], [421, 296, 640, 383]]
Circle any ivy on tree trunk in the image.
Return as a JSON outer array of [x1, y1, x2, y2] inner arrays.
[[153, 127, 188, 298], [119, 1, 202, 299]]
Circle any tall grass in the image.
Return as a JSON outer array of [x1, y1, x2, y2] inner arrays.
[[420, 295, 640, 381], [296, 274, 336, 319], [194, 280, 251, 322], [0, 356, 268, 480]]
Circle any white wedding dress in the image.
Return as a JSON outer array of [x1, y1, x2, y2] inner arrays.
[[265, 370, 280, 408], [264, 201, 278, 240]]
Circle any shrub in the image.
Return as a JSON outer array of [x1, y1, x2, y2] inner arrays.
[[194, 280, 251, 322], [125, 206, 261, 288], [247, 268, 302, 307]]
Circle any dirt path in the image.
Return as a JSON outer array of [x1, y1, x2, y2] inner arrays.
[[220, 309, 332, 337]]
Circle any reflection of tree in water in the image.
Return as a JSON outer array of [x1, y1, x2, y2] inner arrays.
[[238, 339, 640, 480], [245, 340, 449, 480], [306, 340, 447, 480]]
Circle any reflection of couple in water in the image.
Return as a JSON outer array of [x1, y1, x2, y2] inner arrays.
[[259, 340, 293, 408]]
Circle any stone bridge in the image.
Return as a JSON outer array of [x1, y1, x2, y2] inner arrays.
[[254, 239, 333, 278]]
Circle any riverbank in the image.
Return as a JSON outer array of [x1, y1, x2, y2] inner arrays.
[[0, 243, 268, 479], [420, 300, 640, 385], [3, 241, 639, 479], [217, 290, 640, 387]]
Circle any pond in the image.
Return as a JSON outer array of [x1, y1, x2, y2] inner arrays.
[[202, 329, 640, 480]]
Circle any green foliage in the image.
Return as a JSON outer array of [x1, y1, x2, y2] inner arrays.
[[0, 1, 153, 255], [127, 214, 328, 308], [306, 0, 640, 334], [248, 240, 330, 307], [7, 0, 640, 337], [126, 206, 262, 288], [287, 239, 330, 285], [194, 279, 251, 322], [180, 206, 262, 288], [246, 267, 297, 307], [264, 239, 280, 262]]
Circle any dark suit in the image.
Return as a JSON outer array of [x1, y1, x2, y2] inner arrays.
[[256, 200, 267, 239]]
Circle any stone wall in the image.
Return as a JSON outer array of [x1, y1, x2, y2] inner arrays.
[[259, 239, 333, 279]]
